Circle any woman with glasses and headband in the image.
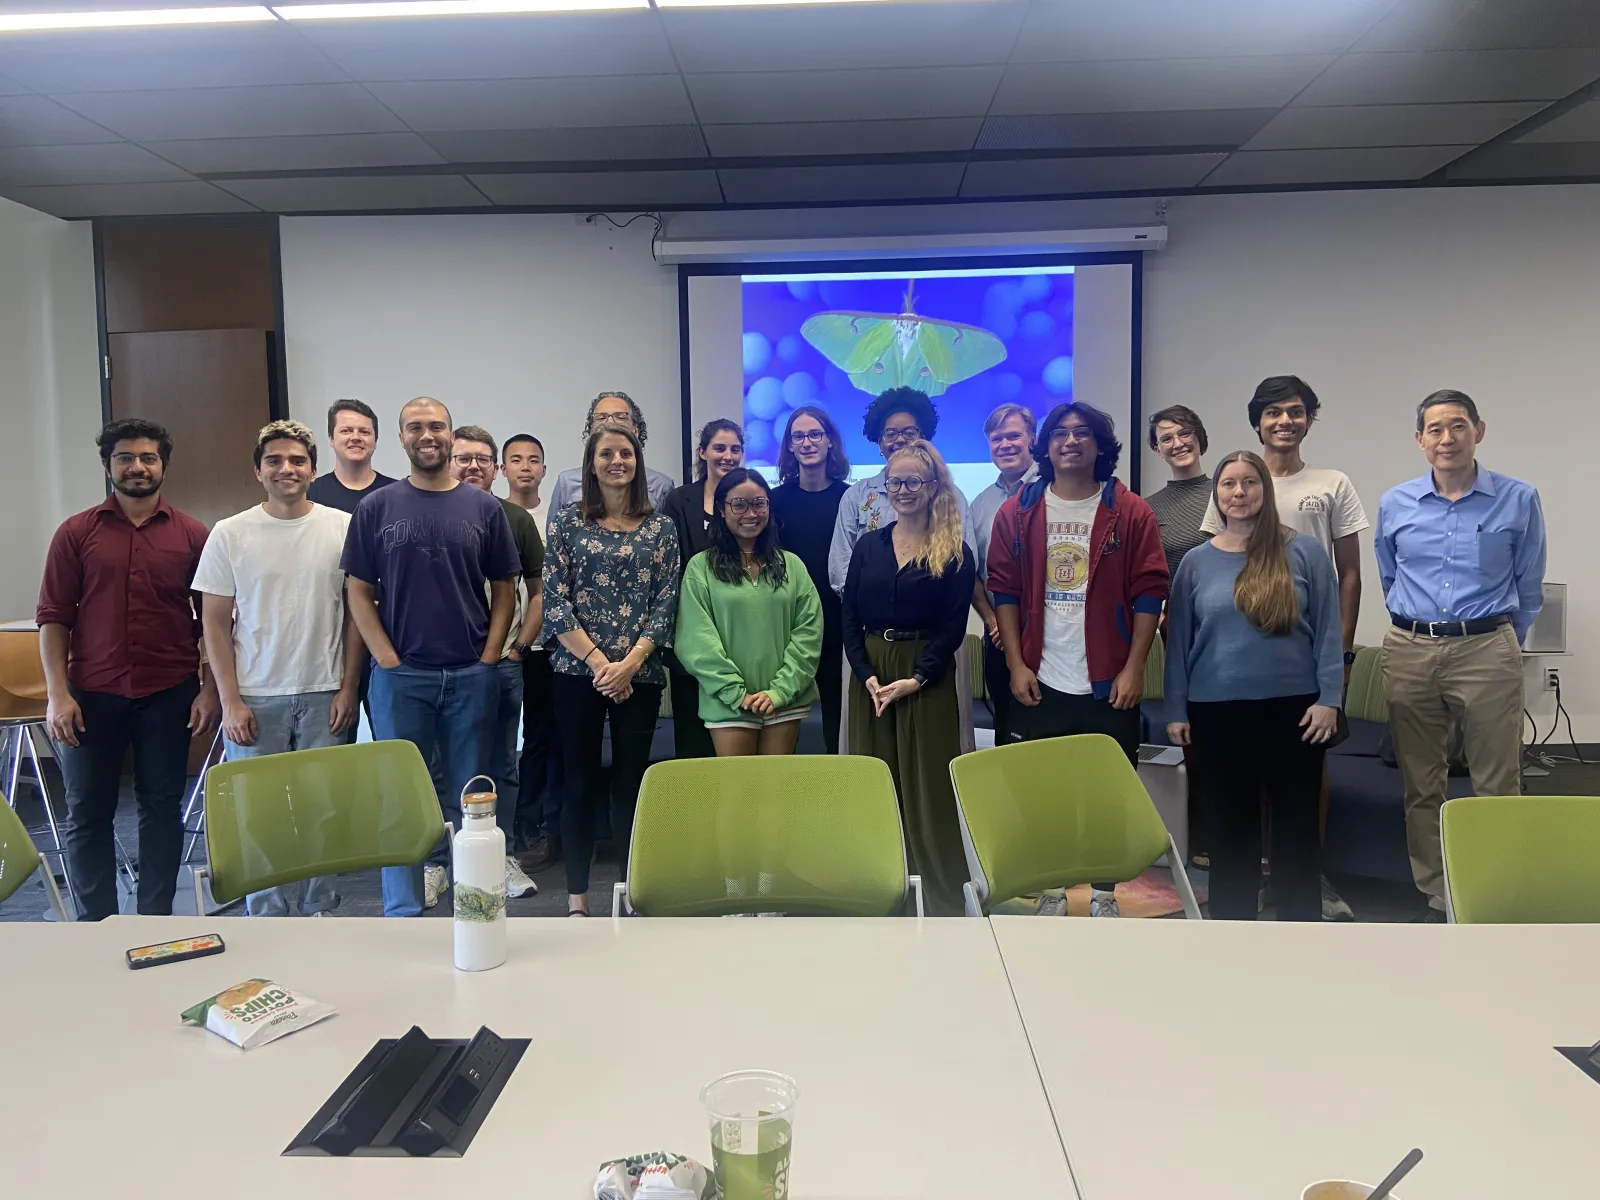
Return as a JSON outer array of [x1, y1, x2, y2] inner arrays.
[[677, 469, 822, 756], [842, 439, 975, 915], [770, 406, 851, 753], [660, 419, 746, 759]]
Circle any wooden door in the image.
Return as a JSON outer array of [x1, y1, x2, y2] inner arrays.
[[107, 329, 272, 529]]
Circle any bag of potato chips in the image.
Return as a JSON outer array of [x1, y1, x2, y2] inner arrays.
[[181, 978, 336, 1050]]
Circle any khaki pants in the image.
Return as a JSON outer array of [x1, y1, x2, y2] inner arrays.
[[1381, 624, 1523, 908]]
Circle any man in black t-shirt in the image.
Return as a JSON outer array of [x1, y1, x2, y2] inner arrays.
[[306, 398, 396, 514]]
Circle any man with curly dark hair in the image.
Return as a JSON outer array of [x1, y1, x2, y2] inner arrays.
[[545, 391, 675, 525]]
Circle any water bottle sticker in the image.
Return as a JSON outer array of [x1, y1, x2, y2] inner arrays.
[[454, 883, 507, 923]]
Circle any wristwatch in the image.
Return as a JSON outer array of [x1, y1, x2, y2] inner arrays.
[[1343, 650, 1357, 666], [514, 642, 536, 657]]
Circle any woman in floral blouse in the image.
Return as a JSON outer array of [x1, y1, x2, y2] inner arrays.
[[542, 421, 680, 914]]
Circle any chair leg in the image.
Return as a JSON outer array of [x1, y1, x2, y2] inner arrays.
[[40, 858, 69, 921], [5, 726, 22, 810], [22, 725, 79, 918], [907, 875, 925, 918], [1167, 834, 1204, 920], [612, 882, 629, 917], [962, 881, 983, 918], [181, 729, 224, 865], [193, 865, 209, 919]]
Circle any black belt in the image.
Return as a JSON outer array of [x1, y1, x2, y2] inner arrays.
[[1390, 613, 1512, 638], [870, 628, 925, 642]]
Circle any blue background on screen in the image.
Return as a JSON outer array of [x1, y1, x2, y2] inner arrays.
[[740, 270, 1075, 470]]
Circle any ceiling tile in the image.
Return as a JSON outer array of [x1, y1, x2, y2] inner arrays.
[[0, 179, 256, 218], [367, 76, 694, 131], [703, 118, 981, 158], [1446, 140, 1600, 178], [992, 57, 1333, 115], [1012, 0, 1395, 61], [424, 125, 707, 163], [214, 174, 490, 212], [0, 141, 192, 185], [686, 67, 1003, 124], [0, 94, 119, 146], [293, 11, 676, 81], [959, 153, 1225, 198], [718, 161, 965, 203], [52, 84, 408, 141], [1244, 101, 1543, 149], [0, 25, 346, 93], [1517, 99, 1600, 143], [0, 72, 29, 96], [151, 132, 445, 174], [1295, 49, 1600, 105], [1203, 145, 1468, 185], [660, 2, 1026, 73], [467, 169, 722, 206], [1353, 0, 1600, 51], [977, 110, 1275, 151]]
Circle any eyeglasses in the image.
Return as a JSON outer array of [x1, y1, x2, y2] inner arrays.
[[1049, 426, 1095, 444], [880, 426, 922, 445], [789, 430, 827, 446], [452, 454, 494, 467], [111, 453, 161, 468], [726, 497, 770, 515], [884, 476, 932, 493]]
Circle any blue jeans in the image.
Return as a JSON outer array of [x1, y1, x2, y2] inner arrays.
[[223, 690, 345, 917], [489, 658, 523, 843], [368, 661, 495, 917]]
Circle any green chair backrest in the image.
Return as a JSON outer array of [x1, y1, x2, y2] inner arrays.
[[1344, 644, 1387, 723], [951, 733, 1171, 913], [1442, 795, 1600, 923], [627, 756, 910, 917], [0, 798, 44, 906], [203, 740, 445, 905], [1143, 634, 1165, 701]]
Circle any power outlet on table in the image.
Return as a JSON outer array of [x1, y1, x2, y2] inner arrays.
[[1545, 668, 1561, 692]]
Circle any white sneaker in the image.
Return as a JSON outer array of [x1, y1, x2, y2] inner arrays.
[[1089, 889, 1120, 918], [1320, 874, 1354, 922], [1034, 890, 1068, 917], [504, 855, 538, 899], [423, 864, 449, 910]]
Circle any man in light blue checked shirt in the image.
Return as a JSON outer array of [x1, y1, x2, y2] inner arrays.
[[1376, 389, 1546, 920]]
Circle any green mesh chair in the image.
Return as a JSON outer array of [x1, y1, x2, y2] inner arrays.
[[1142, 634, 1165, 701], [950, 733, 1202, 918], [615, 756, 920, 917], [1344, 644, 1387, 723], [1, 795, 69, 919], [1442, 795, 1600, 923], [194, 740, 445, 911]]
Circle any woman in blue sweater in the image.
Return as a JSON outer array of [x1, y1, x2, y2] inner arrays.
[[1164, 450, 1343, 921]]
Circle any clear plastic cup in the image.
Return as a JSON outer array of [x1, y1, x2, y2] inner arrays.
[[1303, 1183, 1403, 1200], [699, 1070, 799, 1200]]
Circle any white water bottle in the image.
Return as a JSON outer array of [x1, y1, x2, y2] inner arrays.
[[453, 774, 507, 972]]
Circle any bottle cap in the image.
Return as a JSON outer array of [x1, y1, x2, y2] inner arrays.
[[459, 774, 497, 817]]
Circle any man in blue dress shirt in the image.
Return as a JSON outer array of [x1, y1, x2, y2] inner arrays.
[[1376, 390, 1546, 920]]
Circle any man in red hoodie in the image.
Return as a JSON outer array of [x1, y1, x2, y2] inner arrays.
[[988, 401, 1169, 916]]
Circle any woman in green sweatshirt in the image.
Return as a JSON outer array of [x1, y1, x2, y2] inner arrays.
[[676, 468, 823, 756]]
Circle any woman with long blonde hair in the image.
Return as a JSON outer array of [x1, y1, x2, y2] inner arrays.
[[841, 438, 976, 914], [1163, 449, 1343, 922]]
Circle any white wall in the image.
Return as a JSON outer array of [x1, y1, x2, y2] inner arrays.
[[280, 214, 682, 487], [1142, 185, 1600, 739], [0, 196, 100, 621]]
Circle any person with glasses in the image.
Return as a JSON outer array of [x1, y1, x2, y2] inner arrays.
[[677, 469, 822, 757], [842, 440, 975, 915], [770, 406, 851, 753], [987, 402, 1168, 917], [660, 419, 746, 760], [547, 391, 676, 521]]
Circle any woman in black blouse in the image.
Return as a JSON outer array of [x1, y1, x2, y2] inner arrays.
[[660, 418, 745, 759], [842, 439, 976, 915]]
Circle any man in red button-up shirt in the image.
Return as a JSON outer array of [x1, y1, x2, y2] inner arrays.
[[36, 419, 219, 920]]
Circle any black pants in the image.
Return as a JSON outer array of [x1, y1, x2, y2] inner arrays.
[[56, 676, 200, 920], [816, 641, 843, 755], [1014, 683, 1141, 894], [551, 673, 663, 896], [982, 639, 1015, 744], [667, 659, 714, 760], [517, 651, 559, 842], [1188, 695, 1324, 922]]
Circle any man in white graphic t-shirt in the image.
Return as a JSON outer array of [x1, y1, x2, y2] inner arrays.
[[1199, 375, 1369, 921], [194, 420, 364, 917]]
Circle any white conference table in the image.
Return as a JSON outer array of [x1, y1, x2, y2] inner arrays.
[[993, 916, 1600, 1200], [4, 915, 1074, 1200]]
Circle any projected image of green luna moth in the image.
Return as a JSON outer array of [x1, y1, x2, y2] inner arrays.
[[800, 279, 1008, 398]]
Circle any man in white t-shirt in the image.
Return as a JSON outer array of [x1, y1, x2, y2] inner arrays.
[[1199, 375, 1369, 921], [194, 420, 363, 917]]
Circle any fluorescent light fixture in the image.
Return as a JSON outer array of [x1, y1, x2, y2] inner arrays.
[[273, 0, 645, 17], [0, 5, 274, 30]]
